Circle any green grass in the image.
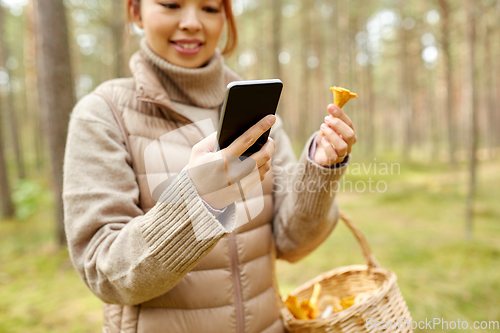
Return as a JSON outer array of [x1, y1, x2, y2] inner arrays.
[[1, 158, 499, 332], [0, 185, 102, 333]]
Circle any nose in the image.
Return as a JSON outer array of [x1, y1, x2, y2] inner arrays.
[[179, 7, 202, 32]]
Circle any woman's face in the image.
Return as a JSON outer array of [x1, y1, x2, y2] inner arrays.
[[132, 0, 225, 68]]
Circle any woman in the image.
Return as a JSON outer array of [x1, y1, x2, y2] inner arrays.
[[62, 0, 357, 332]]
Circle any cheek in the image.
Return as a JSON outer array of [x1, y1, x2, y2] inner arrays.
[[144, 12, 177, 39], [205, 17, 225, 43]]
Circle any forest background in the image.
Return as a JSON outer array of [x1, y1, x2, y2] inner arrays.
[[0, 0, 499, 332]]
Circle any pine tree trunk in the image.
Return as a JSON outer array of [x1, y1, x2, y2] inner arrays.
[[311, 4, 326, 123], [484, 25, 496, 157], [24, 1, 46, 174], [0, 113, 15, 218], [0, 5, 25, 179], [437, 0, 457, 166], [464, 0, 478, 240], [33, 0, 75, 246], [299, 0, 312, 141], [331, 0, 339, 85], [271, 0, 282, 80], [399, 23, 413, 162], [366, 62, 375, 158], [111, 0, 126, 78], [497, 0, 500, 153]]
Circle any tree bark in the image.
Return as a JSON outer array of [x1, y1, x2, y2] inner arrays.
[[365, 61, 375, 158], [331, 0, 339, 86], [0, 111, 15, 218], [399, 15, 413, 162], [299, 0, 312, 141], [33, 0, 75, 246], [0, 6, 15, 217], [437, 0, 457, 166], [464, 0, 478, 240], [497, 0, 500, 152], [484, 25, 497, 157], [111, 0, 126, 78], [0, 5, 25, 179], [271, 0, 282, 79], [24, 1, 46, 174], [311, 2, 326, 123], [337, 0, 350, 86]]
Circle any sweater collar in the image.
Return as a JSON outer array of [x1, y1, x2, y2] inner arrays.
[[132, 38, 228, 110]]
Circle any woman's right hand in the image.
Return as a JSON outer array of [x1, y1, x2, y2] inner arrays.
[[187, 114, 276, 210]]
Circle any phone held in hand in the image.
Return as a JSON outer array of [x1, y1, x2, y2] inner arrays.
[[216, 79, 283, 157]]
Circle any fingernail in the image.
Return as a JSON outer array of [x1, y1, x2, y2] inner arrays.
[[321, 123, 328, 130], [268, 115, 276, 125], [324, 116, 331, 123]]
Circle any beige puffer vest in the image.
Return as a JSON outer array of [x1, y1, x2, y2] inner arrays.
[[94, 51, 286, 333]]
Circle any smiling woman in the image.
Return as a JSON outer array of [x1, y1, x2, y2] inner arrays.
[[63, 0, 353, 332], [127, 0, 238, 68]]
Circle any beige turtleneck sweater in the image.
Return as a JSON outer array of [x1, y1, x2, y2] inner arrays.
[[140, 38, 229, 109], [62, 41, 351, 306]]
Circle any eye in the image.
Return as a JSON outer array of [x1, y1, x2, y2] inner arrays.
[[161, 3, 180, 9], [203, 6, 220, 13]]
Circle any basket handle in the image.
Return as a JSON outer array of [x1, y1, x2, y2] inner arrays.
[[338, 210, 380, 269]]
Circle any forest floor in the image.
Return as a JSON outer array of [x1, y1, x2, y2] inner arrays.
[[1, 155, 499, 333]]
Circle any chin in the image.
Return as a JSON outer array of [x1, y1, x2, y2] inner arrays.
[[174, 58, 207, 69]]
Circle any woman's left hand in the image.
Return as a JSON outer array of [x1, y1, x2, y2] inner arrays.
[[313, 104, 357, 167]]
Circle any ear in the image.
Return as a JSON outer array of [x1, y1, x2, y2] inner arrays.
[[129, 0, 143, 29]]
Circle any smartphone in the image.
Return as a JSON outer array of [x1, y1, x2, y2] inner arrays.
[[216, 79, 283, 157]]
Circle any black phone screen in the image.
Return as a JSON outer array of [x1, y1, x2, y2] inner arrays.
[[217, 80, 283, 157]]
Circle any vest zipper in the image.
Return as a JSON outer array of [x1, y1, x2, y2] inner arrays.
[[228, 232, 244, 333], [141, 96, 244, 330]]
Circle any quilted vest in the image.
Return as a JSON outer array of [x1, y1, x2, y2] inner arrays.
[[94, 51, 286, 333]]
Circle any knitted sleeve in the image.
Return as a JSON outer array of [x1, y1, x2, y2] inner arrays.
[[63, 94, 237, 306], [269, 115, 350, 263]]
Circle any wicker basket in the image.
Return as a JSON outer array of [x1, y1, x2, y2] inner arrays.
[[271, 211, 413, 333]]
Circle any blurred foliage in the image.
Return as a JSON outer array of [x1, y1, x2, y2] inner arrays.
[[12, 178, 43, 220]]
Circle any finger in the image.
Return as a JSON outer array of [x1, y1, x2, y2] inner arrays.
[[327, 104, 355, 131], [258, 160, 272, 181], [324, 116, 356, 146], [225, 114, 276, 157], [248, 137, 275, 168], [225, 154, 257, 185], [320, 136, 338, 164], [320, 123, 350, 157], [225, 137, 274, 185]]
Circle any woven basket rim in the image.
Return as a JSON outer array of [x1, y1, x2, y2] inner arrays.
[[274, 212, 411, 331], [281, 264, 398, 326]]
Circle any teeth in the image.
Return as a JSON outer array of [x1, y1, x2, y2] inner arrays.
[[176, 43, 200, 50]]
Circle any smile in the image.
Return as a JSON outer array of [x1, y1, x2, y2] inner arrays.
[[173, 42, 201, 49], [170, 40, 204, 55]]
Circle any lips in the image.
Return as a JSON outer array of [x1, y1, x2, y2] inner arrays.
[[170, 39, 204, 55], [172, 42, 202, 49]]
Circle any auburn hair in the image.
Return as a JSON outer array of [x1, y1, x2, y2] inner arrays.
[[126, 0, 238, 56]]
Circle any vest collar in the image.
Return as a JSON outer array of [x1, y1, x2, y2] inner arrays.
[[129, 50, 179, 116]]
